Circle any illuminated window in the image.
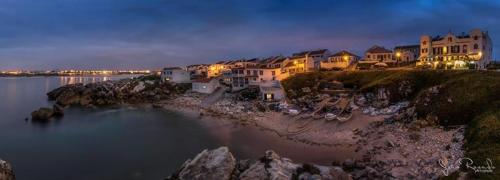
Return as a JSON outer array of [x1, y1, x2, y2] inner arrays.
[[266, 94, 272, 100], [202, 85, 207, 89]]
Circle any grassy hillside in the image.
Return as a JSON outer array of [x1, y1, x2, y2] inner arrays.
[[282, 70, 499, 125], [282, 70, 500, 179]]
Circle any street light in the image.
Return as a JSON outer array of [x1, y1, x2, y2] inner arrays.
[[396, 52, 401, 66]]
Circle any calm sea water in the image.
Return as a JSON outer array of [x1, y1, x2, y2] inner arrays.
[[0, 76, 348, 180]]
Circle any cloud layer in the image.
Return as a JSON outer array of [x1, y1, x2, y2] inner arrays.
[[0, 0, 498, 70]]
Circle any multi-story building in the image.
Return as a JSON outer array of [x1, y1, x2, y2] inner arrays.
[[207, 61, 230, 77], [394, 45, 420, 63], [418, 29, 493, 69], [161, 67, 191, 83], [364, 45, 394, 63], [230, 58, 289, 91], [320, 50, 360, 70], [186, 64, 209, 78], [282, 49, 330, 75]]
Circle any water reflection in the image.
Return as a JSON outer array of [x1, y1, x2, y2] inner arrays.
[[58, 76, 114, 86]]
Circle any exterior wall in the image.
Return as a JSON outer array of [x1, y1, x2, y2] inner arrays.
[[207, 64, 228, 77], [187, 65, 208, 78], [161, 69, 191, 83], [192, 80, 220, 94], [321, 55, 359, 69], [259, 81, 285, 102], [365, 52, 394, 62], [282, 58, 309, 75]]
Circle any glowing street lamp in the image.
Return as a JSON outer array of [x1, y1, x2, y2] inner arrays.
[[343, 55, 349, 61], [396, 52, 401, 66]]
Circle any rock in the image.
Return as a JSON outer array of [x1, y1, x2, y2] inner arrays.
[[31, 107, 55, 121], [52, 104, 64, 117], [342, 159, 355, 169], [0, 159, 15, 180], [301, 87, 311, 93], [386, 140, 395, 148], [169, 147, 236, 180]]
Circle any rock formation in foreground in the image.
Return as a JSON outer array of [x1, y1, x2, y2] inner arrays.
[[166, 147, 351, 180], [0, 159, 15, 180]]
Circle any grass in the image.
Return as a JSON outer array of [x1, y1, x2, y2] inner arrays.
[[282, 70, 500, 179], [464, 110, 500, 179]]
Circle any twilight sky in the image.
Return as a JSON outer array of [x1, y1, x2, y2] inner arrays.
[[0, 0, 499, 70]]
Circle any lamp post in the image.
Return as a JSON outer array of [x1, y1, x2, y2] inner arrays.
[[396, 52, 401, 66]]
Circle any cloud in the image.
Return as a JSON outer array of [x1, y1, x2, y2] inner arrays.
[[0, 0, 498, 70]]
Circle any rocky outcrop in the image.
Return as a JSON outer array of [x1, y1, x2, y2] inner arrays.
[[31, 107, 55, 121], [0, 159, 15, 180], [167, 147, 351, 180], [30, 104, 65, 121], [46, 75, 189, 108], [168, 147, 236, 180]]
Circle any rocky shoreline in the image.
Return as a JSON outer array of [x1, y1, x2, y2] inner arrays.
[[0, 159, 15, 180], [34, 75, 467, 179], [157, 88, 466, 179], [166, 147, 351, 180]]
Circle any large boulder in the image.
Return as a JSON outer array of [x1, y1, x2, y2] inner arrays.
[[241, 150, 352, 180], [169, 147, 236, 180], [240, 150, 299, 180], [167, 147, 352, 180], [31, 107, 55, 121], [0, 159, 15, 180]]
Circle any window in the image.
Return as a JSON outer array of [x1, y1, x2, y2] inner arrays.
[[246, 70, 250, 75], [271, 71, 275, 76], [448, 37, 452, 42], [474, 36, 478, 40], [423, 41, 427, 45], [474, 44, 479, 49], [367, 55, 370, 58], [463, 45, 468, 53], [259, 70, 263, 75]]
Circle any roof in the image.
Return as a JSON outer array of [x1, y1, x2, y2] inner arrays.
[[187, 64, 209, 68], [366, 45, 392, 54], [309, 49, 328, 55], [163, 67, 182, 70], [284, 62, 295, 68], [260, 81, 283, 92], [192, 78, 216, 83], [292, 49, 328, 57], [394, 45, 420, 50], [215, 61, 226, 64], [330, 50, 360, 58]]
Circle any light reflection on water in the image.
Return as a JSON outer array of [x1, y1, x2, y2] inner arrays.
[[58, 76, 115, 86], [0, 75, 352, 180]]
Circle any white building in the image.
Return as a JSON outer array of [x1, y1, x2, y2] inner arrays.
[[394, 45, 420, 63], [282, 49, 330, 75], [161, 67, 191, 83], [418, 29, 493, 69], [187, 64, 209, 78], [320, 50, 360, 70], [192, 78, 220, 94], [365, 45, 394, 63], [259, 80, 286, 102]]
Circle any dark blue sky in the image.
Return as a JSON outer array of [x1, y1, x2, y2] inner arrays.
[[1, 0, 499, 70]]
